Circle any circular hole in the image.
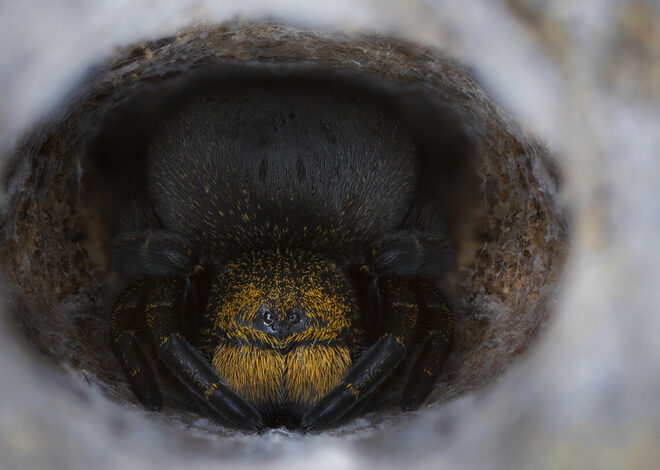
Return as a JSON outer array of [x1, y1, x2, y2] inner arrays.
[[0, 22, 567, 441]]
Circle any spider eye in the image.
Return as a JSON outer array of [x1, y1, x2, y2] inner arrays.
[[289, 311, 300, 324], [263, 310, 276, 325]]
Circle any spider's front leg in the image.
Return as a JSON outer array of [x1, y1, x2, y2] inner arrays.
[[301, 277, 420, 430], [112, 277, 262, 430], [302, 202, 454, 431]]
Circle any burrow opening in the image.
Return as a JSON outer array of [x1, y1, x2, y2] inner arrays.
[[0, 23, 567, 436]]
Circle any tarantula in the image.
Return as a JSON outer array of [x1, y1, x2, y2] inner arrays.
[[110, 73, 453, 431]]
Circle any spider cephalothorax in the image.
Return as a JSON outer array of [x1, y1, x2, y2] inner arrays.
[[110, 72, 454, 431], [203, 249, 362, 421]]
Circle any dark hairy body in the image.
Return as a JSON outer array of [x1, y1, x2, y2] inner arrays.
[[110, 77, 453, 430]]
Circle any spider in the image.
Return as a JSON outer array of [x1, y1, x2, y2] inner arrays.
[[109, 74, 454, 431]]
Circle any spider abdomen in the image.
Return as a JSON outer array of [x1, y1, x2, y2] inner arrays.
[[146, 82, 419, 263]]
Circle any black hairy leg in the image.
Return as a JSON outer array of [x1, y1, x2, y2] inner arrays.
[[363, 199, 453, 281], [111, 277, 262, 430], [112, 230, 204, 280], [302, 277, 427, 430], [301, 199, 454, 431], [111, 281, 163, 410], [301, 276, 453, 430], [110, 198, 207, 281], [400, 280, 453, 410]]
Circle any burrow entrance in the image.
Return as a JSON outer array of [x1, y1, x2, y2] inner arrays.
[[0, 23, 566, 436]]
